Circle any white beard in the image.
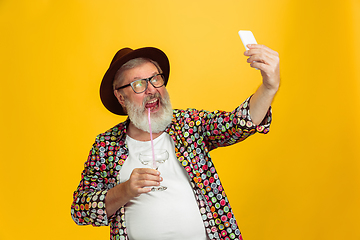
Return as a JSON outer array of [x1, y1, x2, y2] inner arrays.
[[124, 90, 173, 133]]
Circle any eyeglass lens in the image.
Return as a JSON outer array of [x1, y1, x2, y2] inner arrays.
[[131, 74, 164, 93]]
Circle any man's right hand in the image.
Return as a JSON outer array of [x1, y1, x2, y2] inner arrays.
[[105, 168, 162, 217], [125, 168, 163, 198]]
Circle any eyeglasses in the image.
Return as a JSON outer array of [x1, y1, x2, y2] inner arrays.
[[115, 73, 165, 94]]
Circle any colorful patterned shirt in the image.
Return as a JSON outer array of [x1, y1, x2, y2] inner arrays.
[[71, 96, 272, 240]]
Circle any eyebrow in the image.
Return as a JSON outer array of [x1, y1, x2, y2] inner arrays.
[[132, 72, 159, 81]]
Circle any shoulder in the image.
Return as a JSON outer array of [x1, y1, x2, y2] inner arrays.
[[171, 108, 213, 129], [94, 119, 128, 143], [172, 108, 210, 119]]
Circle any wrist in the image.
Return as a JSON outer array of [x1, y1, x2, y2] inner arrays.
[[261, 83, 279, 96]]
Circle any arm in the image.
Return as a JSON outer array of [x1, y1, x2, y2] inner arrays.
[[244, 44, 280, 125], [181, 98, 271, 152], [71, 136, 162, 225], [71, 140, 112, 226]]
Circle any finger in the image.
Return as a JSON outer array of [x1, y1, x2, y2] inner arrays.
[[131, 173, 163, 184], [133, 168, 160, 176], [247, 44, 278, 54], [245, 45, 279, 58], [247, 50, 279, 65], [131, 168, 163, 182], [137, 187, 152, 195], [247, 55, 275, 66], [250, 61, 279, 80], [250, 61, 268, 71], [135, 178, 161, 188], [244, 48, 264, 57], [245, 49, 274, 60], [127, 176, 162, 197], [142, 174, 163, 183], [130, 184, 153, 197]]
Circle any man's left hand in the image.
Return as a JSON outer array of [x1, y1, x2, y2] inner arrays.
[[244, 44, 280, 125], [245, 44, 280, 93]]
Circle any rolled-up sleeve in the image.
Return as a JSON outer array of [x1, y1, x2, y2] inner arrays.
[[198, 96, 272, 150], [236, 95, 272, 134]]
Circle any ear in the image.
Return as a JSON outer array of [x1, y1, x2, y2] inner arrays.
[[114, 90, 126, 108]]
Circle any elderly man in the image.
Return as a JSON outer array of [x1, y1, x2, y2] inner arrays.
[[71, 45, 280, 240]]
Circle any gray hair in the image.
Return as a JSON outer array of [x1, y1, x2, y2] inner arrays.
[[113, 58, 162, 90]]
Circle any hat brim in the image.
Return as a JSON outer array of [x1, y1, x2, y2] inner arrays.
[[100, 47, 170, 115]]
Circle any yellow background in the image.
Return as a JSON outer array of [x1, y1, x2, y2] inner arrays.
[[1, 1, 359, 239]]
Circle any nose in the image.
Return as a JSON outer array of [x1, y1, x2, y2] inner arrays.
[[145, 81, 157, 94]]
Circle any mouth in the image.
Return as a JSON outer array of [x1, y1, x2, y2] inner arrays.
[[145, 98, 160, 112]]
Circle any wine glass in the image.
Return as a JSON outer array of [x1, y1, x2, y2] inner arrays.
[[139, 149, 169, 191]]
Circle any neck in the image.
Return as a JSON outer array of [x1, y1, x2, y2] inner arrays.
[[127, 121, 163, 141]]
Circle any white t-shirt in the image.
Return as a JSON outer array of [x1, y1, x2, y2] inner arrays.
[[119, 133, 209, 240]]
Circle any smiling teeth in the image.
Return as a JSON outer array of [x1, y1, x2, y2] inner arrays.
[[147, 99, 157, 104]]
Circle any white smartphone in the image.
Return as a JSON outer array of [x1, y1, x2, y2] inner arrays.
[[238, 30, 257, 50]]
